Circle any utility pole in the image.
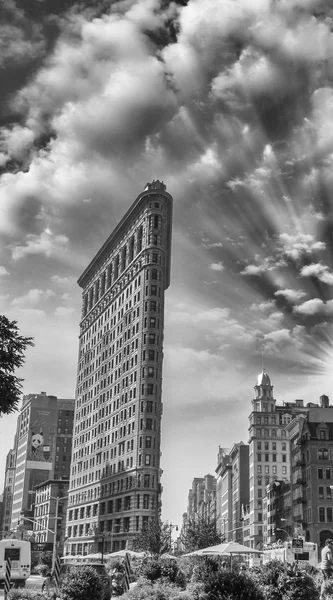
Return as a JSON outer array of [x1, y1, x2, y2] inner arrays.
[[52, 497, 59, 574]]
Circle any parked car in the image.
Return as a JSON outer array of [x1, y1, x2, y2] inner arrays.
[[42, 562, 112, 600]]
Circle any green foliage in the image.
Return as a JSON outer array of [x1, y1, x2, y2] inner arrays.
[[60, 565, 104, 600], [133, 518, 173, 555], [249, 560, 320, 600], [8, 589, 44, 600], [181, 515, 224, 553], [322, 578, 333, 599], [121, 580, 187, 600], [202, 569, 264, 600], [0, 315, 34, 416]]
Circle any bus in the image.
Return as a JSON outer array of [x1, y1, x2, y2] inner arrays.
[[0, 539, 31, 587], [263, 541, 318, 568]]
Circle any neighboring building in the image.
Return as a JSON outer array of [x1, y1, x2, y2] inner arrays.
[[264, 479, 291, 546], [186, 478, 205, 521], [1, 449, 16, 538], [248, 370, 309, 549], [215, 443, 249, 543], [230, 442, 249, 543], [10, 393, 74, 532], [197, 474, 216, 521], [65, 181, 173, 556], [33, 479, 69, 556], [293, 400, 333, 551], [216, 447, 232, 538]]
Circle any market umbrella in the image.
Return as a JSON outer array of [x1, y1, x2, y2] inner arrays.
[[105, 549, 146, 558], [183, 541, 263, 569]]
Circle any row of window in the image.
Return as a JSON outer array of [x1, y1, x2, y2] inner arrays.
[[256, 429, 286, 439], [257, 466, 288, 475]]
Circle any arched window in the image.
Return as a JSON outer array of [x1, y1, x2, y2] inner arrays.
[[257, 429, 261, 437], [264, 429, 269, 437], [271, 430, 276, 438], [151, 269, 158, 280], [318, 448, 329, 460]]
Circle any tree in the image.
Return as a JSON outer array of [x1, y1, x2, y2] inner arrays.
[[133, 518, 173, 555], [181, 515, 225, 553], [0, 316, 34, 416]]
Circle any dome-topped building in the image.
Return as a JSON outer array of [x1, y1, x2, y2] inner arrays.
[[257, 370, 271, 387], [253, 368, 275, 408]]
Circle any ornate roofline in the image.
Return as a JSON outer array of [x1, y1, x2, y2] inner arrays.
[[78, 182, 173, 289]]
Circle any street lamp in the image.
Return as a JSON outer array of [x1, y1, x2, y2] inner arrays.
[[276, 528, 291, 540], [168, 523, 178, 553], [51, 495, 68, 573]]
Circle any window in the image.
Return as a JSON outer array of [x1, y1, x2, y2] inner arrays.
[[272, 465, 277, 474], [319, 430, 326, 440], [265, 453, 269, 462], [319, 507, 325, 522], [282, 455, 287, 462], [145, 436, 152, 448], [146, 419, 152, 430], [319, 487, 324, 499], [326, 468, 332, 480], [264, 442, 269, 450], [257, 466, 262, 474], [147, 384, 154, 395], [282, 466, 287, 475], [328, 508, 333, 523], [327, 487, 332, 499], [144, 474, 150, 487], [318, 448, 329, 460], [145, 455, 151, 466], [257, 429, 261, 437], [143, 494, 149, 509], [318, 468, 324, 479], [265, 466, 269, 474], [151, 285, 157, 295], [257, 453, 262, 462], [257, 442, 261, 450]]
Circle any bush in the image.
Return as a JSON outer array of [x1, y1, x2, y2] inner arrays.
[[34, 563, 51, 577], [249, 561, 320, 600], [121, 580, 186, 600], [203, 569, 264, 600], [8, 590, 45, 600], [60, 565, 104, 600]]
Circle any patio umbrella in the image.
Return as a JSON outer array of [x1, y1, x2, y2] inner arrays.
[[183, 541, 263, 569], [105, 549, 146, 558]]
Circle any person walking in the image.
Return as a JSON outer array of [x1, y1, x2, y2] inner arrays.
[[320, 539, 333, 600]]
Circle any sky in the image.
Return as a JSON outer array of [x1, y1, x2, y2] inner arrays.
[[1, 0, 333, 529]]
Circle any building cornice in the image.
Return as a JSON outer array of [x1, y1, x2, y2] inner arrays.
[[77, 185, 173, 289]]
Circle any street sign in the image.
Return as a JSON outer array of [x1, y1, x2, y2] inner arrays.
[[292, 538, 303, 551]]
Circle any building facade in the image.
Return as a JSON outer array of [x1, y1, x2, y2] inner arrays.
[[248, 370, 308, 549], [295, 401, 333, 551], [1, 449, 16, 538], [33, 479, 69, 556], [65, 181, 173, 555], [10, 393, 74, 533]]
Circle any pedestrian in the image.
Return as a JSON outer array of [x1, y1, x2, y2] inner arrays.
[[320, 539, 333, 600]]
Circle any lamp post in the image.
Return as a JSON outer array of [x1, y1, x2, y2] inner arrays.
[[50, 495, 68, 573], [168, 523, 178, 553], [276, 527, 291, 540]]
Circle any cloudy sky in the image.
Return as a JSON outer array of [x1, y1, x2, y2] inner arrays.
[[1, 0, 333, 528]]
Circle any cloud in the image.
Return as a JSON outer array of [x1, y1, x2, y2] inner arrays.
[[300, 263, 333, 285], [11, 231, 69, 261], [55, 306, 75, 317], [12, 288, 55, 307], [279, 233, 326, 261], [275, 289, 307, 302], [209, 261, 224, 272], [0, 267, 9, 276], [293, 299, 333, 316]]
